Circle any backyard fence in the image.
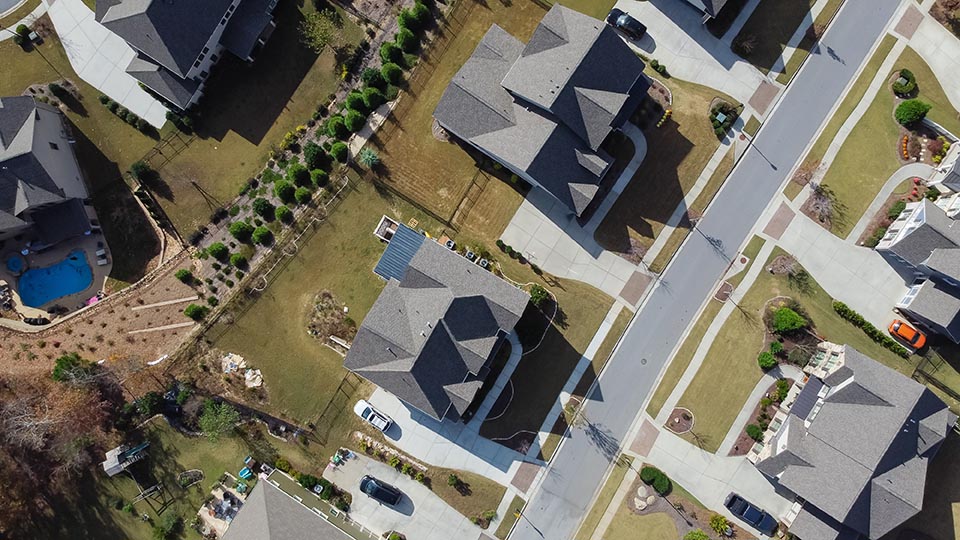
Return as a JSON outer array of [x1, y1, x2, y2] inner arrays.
[[914, 352, 960, 409]]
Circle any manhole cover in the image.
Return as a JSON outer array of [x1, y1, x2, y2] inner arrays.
[[641, 358, 648, 365]]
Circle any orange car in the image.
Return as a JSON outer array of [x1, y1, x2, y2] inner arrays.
[[889, 319, 926, 349]]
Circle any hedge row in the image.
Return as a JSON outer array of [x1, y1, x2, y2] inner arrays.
[[832, 301, 911, 358], [98, 94, 153, 133], [639, 466, 671, 496]]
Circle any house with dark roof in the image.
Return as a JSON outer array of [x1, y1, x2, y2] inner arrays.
[[220, 478, 350, 540], [749, 342, 955, 540], [433, 5, 649, 217], [344, 224, 529, 422], [875, 200, 960, 342], [96, 0, 278, 111], [680, 0, 732, 19], [0, 96, 93, 246]]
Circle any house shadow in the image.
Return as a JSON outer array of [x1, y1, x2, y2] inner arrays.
[[71, 122, 162, 284], [26, 471, 145, 540], [886, 431, 960, 540], [192, 1, 318, 146]]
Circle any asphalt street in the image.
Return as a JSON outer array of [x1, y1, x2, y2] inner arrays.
[[509, 1, 904, 539]]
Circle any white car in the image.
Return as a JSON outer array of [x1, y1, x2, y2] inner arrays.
[[353, 400, 393, 432]]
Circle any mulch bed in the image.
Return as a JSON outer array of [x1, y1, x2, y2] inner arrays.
[[726, 380, 793, 457], [665, 407, 694, 434], [856, 180, 921, 246]]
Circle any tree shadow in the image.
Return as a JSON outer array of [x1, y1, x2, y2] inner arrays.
[[192, 1, 319, 146]]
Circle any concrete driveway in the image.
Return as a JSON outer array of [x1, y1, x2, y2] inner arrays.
[[323, 454, 485, 540], [47, 0, 168, 127]]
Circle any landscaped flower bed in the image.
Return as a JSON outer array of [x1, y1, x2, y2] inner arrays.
[[709, 99, 740, 139]]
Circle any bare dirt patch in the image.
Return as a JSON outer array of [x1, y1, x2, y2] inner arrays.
[[665, 407, 693, 434]]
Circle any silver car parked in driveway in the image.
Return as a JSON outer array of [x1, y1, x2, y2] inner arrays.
[[354, 399, 393, 432]]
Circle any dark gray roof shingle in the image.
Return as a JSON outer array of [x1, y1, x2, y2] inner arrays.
[[887, 200, 960, 267], [222, 479, 349, 540], [922, 247, 960, 282], [221, 0, 275, 59], [345, 238, 528, 420], [901, 279, 960, 341], [126, 53, 200, 109]]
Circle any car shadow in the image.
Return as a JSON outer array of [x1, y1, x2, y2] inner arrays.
[[383, 422, 403, 441]]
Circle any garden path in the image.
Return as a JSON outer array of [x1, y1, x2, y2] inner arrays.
[[716, 363, 803, 456], [844, 161, 933, 242]]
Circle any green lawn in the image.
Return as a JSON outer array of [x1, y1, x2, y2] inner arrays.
[[820, 45, 960, 238], [744, 116, 760, 137], [574, 456, 633, 540], [732, 0, 817, 74], [495, 495, 526, 539], [602, 509, 678, 540], [676, 247, 917, 452], [596, 74, 735, 256], [645, 236, 765, 418], [774, 0, 844, 84], [573, 307, 633, 397], [649, 148, 736, 273], [549, 0, 617, 19]]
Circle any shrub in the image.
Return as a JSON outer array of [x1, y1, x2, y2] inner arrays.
[[229, 221, 255, 242], [230, 253, 248, 268], [303, 142, 328, 170], [136, 117, 151, 132], [287, 163, 311, 187], [330, 142, 349, 162], [175, 269, 193, 283], [199, 400, 240, 442], [415, 471, 425, 482], [398, 8, 419, 32], [710, 514, 729, 535], [252, 226, 273, 246], [382, 62, 403, 84], [252, 197, 275, 220], [52, 352, 91, 382], [529, 284, 549, 308], [152, 514, 182, 540], [272, 205, 292, 224], [362, 87, 385, 110], [311, 169, 329, 187], [326, 115, 348, 139], [208, 242, 229, 261], [274, 180, 296, 204], [892, 68, 917, 95], [757, 351, 777, 370], [769, 341, 784, 355], [401, 463, 413, 475], [776, 378, 790, 401], [895, 99, 932, 126], [294, 186, 313, 205], [772, 307, 807, 334], [129, 160, 153, 182], [639, 466, 670, 495], [746, 424, 763, 441], [298, 474, 320, 490], [184, 304, 209, 320], [380, 42, 403, 64], [345, 91, 366, 113], [396, 28, 419, 52], [887, 200, 907, 220], [344, 109, 366, 133], [447, 473, 460, 487], [684, 530, 710, 540], [361, 67, 386, 89], [832, 301, 911, 358], [865, 226, 888, 248], [16, 24, 30, 38]]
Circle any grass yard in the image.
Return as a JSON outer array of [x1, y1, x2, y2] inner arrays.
[[602, 509, 678, 540], [495, 495, 526, 539], [819, 45, 960, 238], [573, 456, 633, 540], [889, 432, 960, 540], [733, 0, 817, 74], [573, 307, 633, 397], [0, 0, 40, 27], [648, 148, 736, 273], [744, 116, 760, 137], [153, 1, 363, 234], [675, 247, 917, 452], [645, 236, 765, 418], [595, 74, 735, 257], [548, 0, 617, 20], [774, 0, 844, 84]]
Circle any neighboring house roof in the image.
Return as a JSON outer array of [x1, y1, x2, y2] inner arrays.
[[500, 5, 647, 150], [96, 0, 232, 78], [0, 96, 89, 238], [756, 345, 956, 540], [221, 0, 275, 59], [433, 6, 647, 217], [922, 247, 960, 282], [221, 480, 349, 540], [902, 278, 960, 341], [682, 0, 730, 17], [886, 200, 960, 267], [345, 232, 529, 420], [373, 223, 426, 281], [126, 53, 200, 109]]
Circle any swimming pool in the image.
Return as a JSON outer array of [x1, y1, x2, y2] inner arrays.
[[18, 250, 93, 307]]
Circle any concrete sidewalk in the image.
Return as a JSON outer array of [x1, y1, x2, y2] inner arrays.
[[716, 363, 803, 456], [845, 162, 933, 242], [909, 5, 960, 114]]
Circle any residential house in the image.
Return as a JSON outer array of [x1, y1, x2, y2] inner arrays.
[[928, 142, 960, 217], [680, 0, 731, 19], [751, 342, 956, 540], [344, 224, 529, 422], [96, 0, 278, 112], [0, 96, 93, 246], [221, 480, 350, 540], [433, 5, 649, 217], [876, 199, 960, 342]]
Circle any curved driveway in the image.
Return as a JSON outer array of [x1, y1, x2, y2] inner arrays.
[[510, 1, 904, 539]]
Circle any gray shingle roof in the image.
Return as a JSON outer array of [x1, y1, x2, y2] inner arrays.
[[685, 0, 730, 17], [345, 239, 529, 421], [901, 279, 960, 341], [501, 6, 647, 150], [97, 0, 232, 78], [757, 346, 956, 540], [221, 0, 275, 59], [221, 480, 349, 540], [922, 247, 960, 282], [126, 53, 199, 109], [433, 6, 647, 216], [887, 200, 960, 267]]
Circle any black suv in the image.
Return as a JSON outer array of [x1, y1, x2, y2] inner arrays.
[[724, 493, 778, 535], [360, 475, 402, 506], [605, 8, 647, 40]]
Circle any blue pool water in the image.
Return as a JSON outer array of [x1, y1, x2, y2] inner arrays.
[[6, 255, 24, 274], [18, 250, 93, 307]]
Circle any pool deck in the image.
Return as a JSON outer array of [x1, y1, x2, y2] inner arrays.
[[0, 233, 112, 321]]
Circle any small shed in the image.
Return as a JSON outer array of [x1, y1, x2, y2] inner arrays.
[[102, 442, 150, 477]]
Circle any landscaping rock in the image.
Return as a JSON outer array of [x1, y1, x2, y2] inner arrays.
[[634, 497, 647, 511], [637, 485, 648, 498]]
